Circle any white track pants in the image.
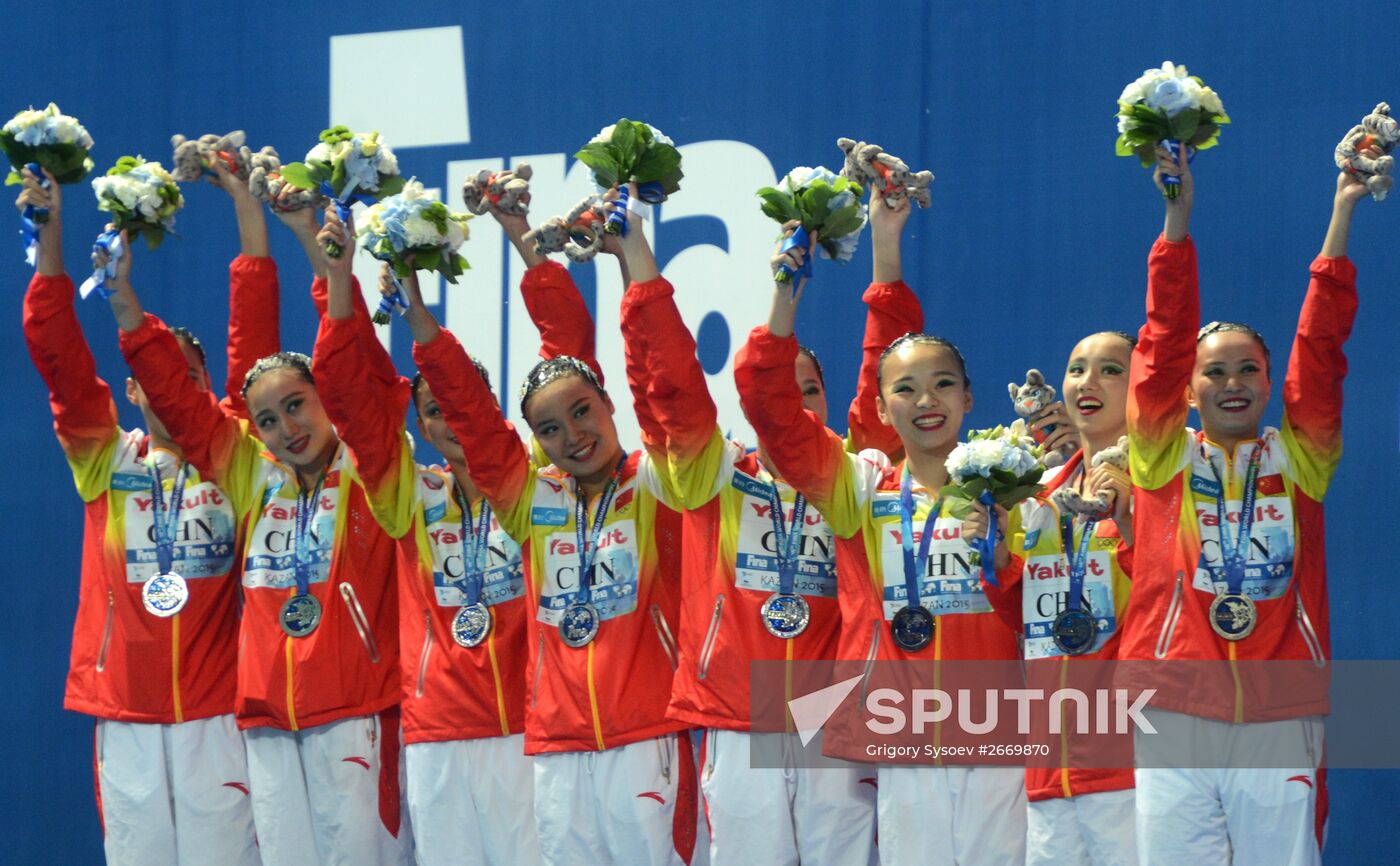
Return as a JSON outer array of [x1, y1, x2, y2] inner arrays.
[[405, 734, 542, 866], [877, 764, 1027, 866], [244, 711, 410, 866], [1027, 789, 1137, 866], [533, 734, 696, 866], [700, 728, 876, 866], [1134, 709, 1324, 866], [95, 713, 259, 866]]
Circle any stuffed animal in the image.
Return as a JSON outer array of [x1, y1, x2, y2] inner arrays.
[[170, 131, 254, 182], [836, 137, 934, 208], [1009, 368, 1074, 468], [462, 164, 532, 216], [1051, 436, 1130, 517], [1335, 103, 1400, 202], [523, 196, 607, 262], [247, 147, 325, 213]]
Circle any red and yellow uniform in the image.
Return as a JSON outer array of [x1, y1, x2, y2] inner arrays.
[[736, 320, 1026, 866]]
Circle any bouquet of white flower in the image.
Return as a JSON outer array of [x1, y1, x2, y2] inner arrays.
[[574, 119, 682, 235], [757, 166, 867, 286], [1115, 61, 1230, 198], [2, 103, 95, 264], [79, 156, 183, 299], [279, 126, 405, 256], [941, 420, 1047, 585], [358, 180, 472, 323]]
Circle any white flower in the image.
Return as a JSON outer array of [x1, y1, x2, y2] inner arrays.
[[305, 142, 334, 164], [783, 165, 837, 190], [375, 144, 399, 176], [1199, 86, 1224, 116], [590, 121, 673, 147], [136, 192, 163, 221], [4, 103, 92, 148], [1146, 78, 1196, 117], [827, 189, 855, 214], [1117, 114, 1133, 134], [403, 212, 443, 247]]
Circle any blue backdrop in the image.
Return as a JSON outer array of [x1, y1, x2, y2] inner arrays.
[[4, 2, 1397, 861]]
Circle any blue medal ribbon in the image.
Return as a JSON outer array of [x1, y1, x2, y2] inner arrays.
[[293, 476, 327, 599], [968, 489, 1001, 588], [763, 477, 807, 596], [78, 229, 124, 300], [899, 467, 944, 613], [573, 456, 629, 605], [1207, 446, 1262, 597], [147, 458, 189, 576], [1058, 513, 1099, 614], [456, 488, 491, 607], [776, 225, 813, 289]]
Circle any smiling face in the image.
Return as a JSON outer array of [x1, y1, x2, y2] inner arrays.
[[523, 374, 622, 483], [1062, 333, 1133, 442], [795, 353, 829, 425], [414, 379, 465, 466], [1188, 330, 1271, 446], [876, 342, 972, 456], [246, 367, 339, 476]]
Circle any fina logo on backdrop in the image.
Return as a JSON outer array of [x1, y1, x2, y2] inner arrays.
[[330, 26, 779, 446]]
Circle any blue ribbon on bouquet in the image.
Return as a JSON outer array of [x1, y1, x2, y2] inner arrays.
[[373, 273, 410, 323], [776, 225, 813, 290], [78, 229, 124, 300], [605, 184, 631, 236], [1159, 139, 1195, 192], [318, 180, 378, 221], [968, 489, 1001, 588], [19, 163, 47, 267]]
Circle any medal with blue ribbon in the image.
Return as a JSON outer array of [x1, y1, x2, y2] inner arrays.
[[758, 477, 811, 639], [890, 467, 942, 652], [279, 476, 326, 638], [451, 487, 494, 648], [1204, 446, 1262, 641], [559, 456, 628, 648], [140, 456, 191, 618], [1051, 513, 1100, 655]]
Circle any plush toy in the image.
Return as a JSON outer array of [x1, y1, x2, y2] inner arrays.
[[1051, 436, 1130, 517], [1335, 102, 1400, 202], [523, 196, 607, 263], [1009, 368, 1074, 468], [247, 147, 325, 212], [836, 137, 934, 208], [170, 131, 254, 182], [462, 163, 533, 216]]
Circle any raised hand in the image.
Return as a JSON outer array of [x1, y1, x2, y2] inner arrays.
[[1155, 142, 1193, 242], [960, 498, 1010, 572]]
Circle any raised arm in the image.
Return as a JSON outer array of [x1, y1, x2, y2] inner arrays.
[[1127, 145, 1199, 488], [208, 159, 281, 419], [393, 266, 535, 540], [1280, 170, 1367, 499], [18, 169, 119, 497], [735, 237, 860, 536], [850, 195, 923, 457], [313, 213, 415, 535]]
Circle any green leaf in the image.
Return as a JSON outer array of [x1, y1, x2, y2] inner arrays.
[[278, 162, 317, 190], [632, 145, 681, 185], [575, 142, 621, 188], [415, 247, 441, 271], [4, 171, 18, 185], [330, 159, 347, 197], [756, 187, 800, 224], [1168, 108, 1200, 143], [994, 483, 1044, 508], [1114, 135, 1135, 157], [610, 121, 641, 175], [818, 207, 863, 240], [376, 175, 406, 197]]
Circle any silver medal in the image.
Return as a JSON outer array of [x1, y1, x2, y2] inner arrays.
[[452, 602, 493, 648], [559, 600, 600, 648], [141, 572, 189, 617], [280, 594, 323, 638], [760, 592, 810, 639]]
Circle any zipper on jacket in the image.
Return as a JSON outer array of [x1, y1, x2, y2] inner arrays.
[[530, 632, 546, 708], [1296, 594, 1326, 667], [170, 613, 183, 723], [696, 595, 726, 680], [859, 622, 883, 701], [339, 583, 380, 663], [656, 735, 673, 784], [1154, 571, 1187, 659], [415, 610, 434, 698], [96, 591, 115, 673], [650, 604, 678, 671]]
